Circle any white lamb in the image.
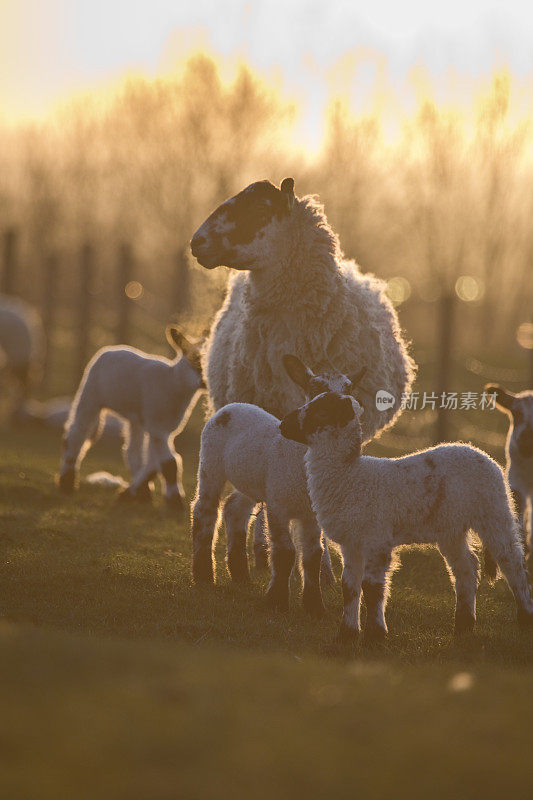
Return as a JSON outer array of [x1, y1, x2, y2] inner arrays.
[[280, 392, 533, 641], [191, 356, 364, 615], [190, 177, 415, 568], [486, 383, 533, 557], [59, 326, 205, 509]]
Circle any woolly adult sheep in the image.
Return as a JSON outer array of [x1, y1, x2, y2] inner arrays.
[[190, 177, 415, 565], [280, 392, 533, 642], [486, 383, 533, 557], [0, 294, 43, 407], [59, 326, 205, 508]]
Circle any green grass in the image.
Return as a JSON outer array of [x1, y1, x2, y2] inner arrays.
[[1, 408, 532, 799]]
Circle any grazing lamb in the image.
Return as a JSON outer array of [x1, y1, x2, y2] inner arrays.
[[0, 294, 43, 407], [190, 177, 415, 567], [486, 383, 533, 557], [59, 326, 205, 509], [192, 356, 364, 614], [280, 392, 533, 641]]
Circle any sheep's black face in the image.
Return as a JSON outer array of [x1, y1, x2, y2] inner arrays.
[[190, 180, 293, 270], [280, 392, 358, 445]]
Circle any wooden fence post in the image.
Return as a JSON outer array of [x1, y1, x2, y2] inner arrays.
[[116, 242, 133, 344], [2, 227, 17, 295], [76, 242, 93, 382], [435, 292, 454, 443], [42, 252, 58, 390]]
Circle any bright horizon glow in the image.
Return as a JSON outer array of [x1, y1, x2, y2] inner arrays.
[[2, 0, 533, 146]]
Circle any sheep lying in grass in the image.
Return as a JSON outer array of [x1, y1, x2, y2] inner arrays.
[[59, 326, 205, 509], [191, 357, 364, 615], [191, 177, 415, 568], [0, 294, 43, 409], [280, 392, 533, 641], [486, 383, 533, 557]]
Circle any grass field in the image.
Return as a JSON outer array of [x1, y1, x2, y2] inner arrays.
[[1, 403, 533, 799]]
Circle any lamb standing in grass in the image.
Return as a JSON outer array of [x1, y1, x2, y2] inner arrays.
[[192, 356, 363, 614], [59, 326, 205, 509], [486, 383, 533, 557], [190, 177, 415, 566], [280, 392, 533, 641]]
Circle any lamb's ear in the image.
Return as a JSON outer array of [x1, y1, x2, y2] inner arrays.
[[280, 177, 295, 212], [166, 325, 196, 359], [282, 354, 314, 390], [484, 383, 515, 413]]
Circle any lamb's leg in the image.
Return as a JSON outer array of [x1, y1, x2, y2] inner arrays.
[[59, 400, 101, 493], [223, 490, 255, 583], [122, 420, 146, 480], [320, 535, 336, 586], [338, 544, 365, 642], [439, 536, 479, 635], [253, 506, 269, 570], [298, 519, 325, 617], [120, 437, 159, 502], [264, 510, 295, 612], [511, 488, 528, 557], [191, 467, 225, 584], [479, 512, 533, 627], [150, 435, 186, 512], [362, 546, 395, 642]]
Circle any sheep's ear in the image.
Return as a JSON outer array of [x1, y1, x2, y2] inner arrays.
[[484, 383, 515, 413], [282, 354, 314, 390], [166, 325, 196, 359], [280, 177, 295, 211]]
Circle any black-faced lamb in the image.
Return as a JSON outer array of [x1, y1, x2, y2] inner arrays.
[[280, 392, 533, 641], [59, 326, 205, 509], [191, 356, 364, 615], [486, 383, 533, 557], [190, 177, 415, 569]]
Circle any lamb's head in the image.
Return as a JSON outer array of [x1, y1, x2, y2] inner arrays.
[[282, 354, 354, 399], [280, 392, 363, 449], [166, 325, 205, 389], [190, 178, 295, 271], [485, 383, 533, 458]]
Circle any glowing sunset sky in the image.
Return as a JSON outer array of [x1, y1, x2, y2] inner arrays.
[[2, 0, 533, 140]]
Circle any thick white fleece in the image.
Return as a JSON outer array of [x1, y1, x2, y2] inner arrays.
[[204, 195, 415, 441]]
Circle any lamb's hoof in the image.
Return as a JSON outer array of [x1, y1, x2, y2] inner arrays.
[[192, 551, 214, 584], [517, 608, 533, 629], [302, 588, 325, 618], [254, 542, 269, 571], [117, 483, 153, 503], [58, 469, 76, 494], [364, 623, 387, 644], [336, 621, 360, 644], [264, 583, 289, 612], [453, 607, 476, 635], [165, 492, 186, 513], [227, 549, 251, 584], [320, 564, 336, 587]]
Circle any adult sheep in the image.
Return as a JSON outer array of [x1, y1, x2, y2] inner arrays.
[[190, 178, 415, 569]]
